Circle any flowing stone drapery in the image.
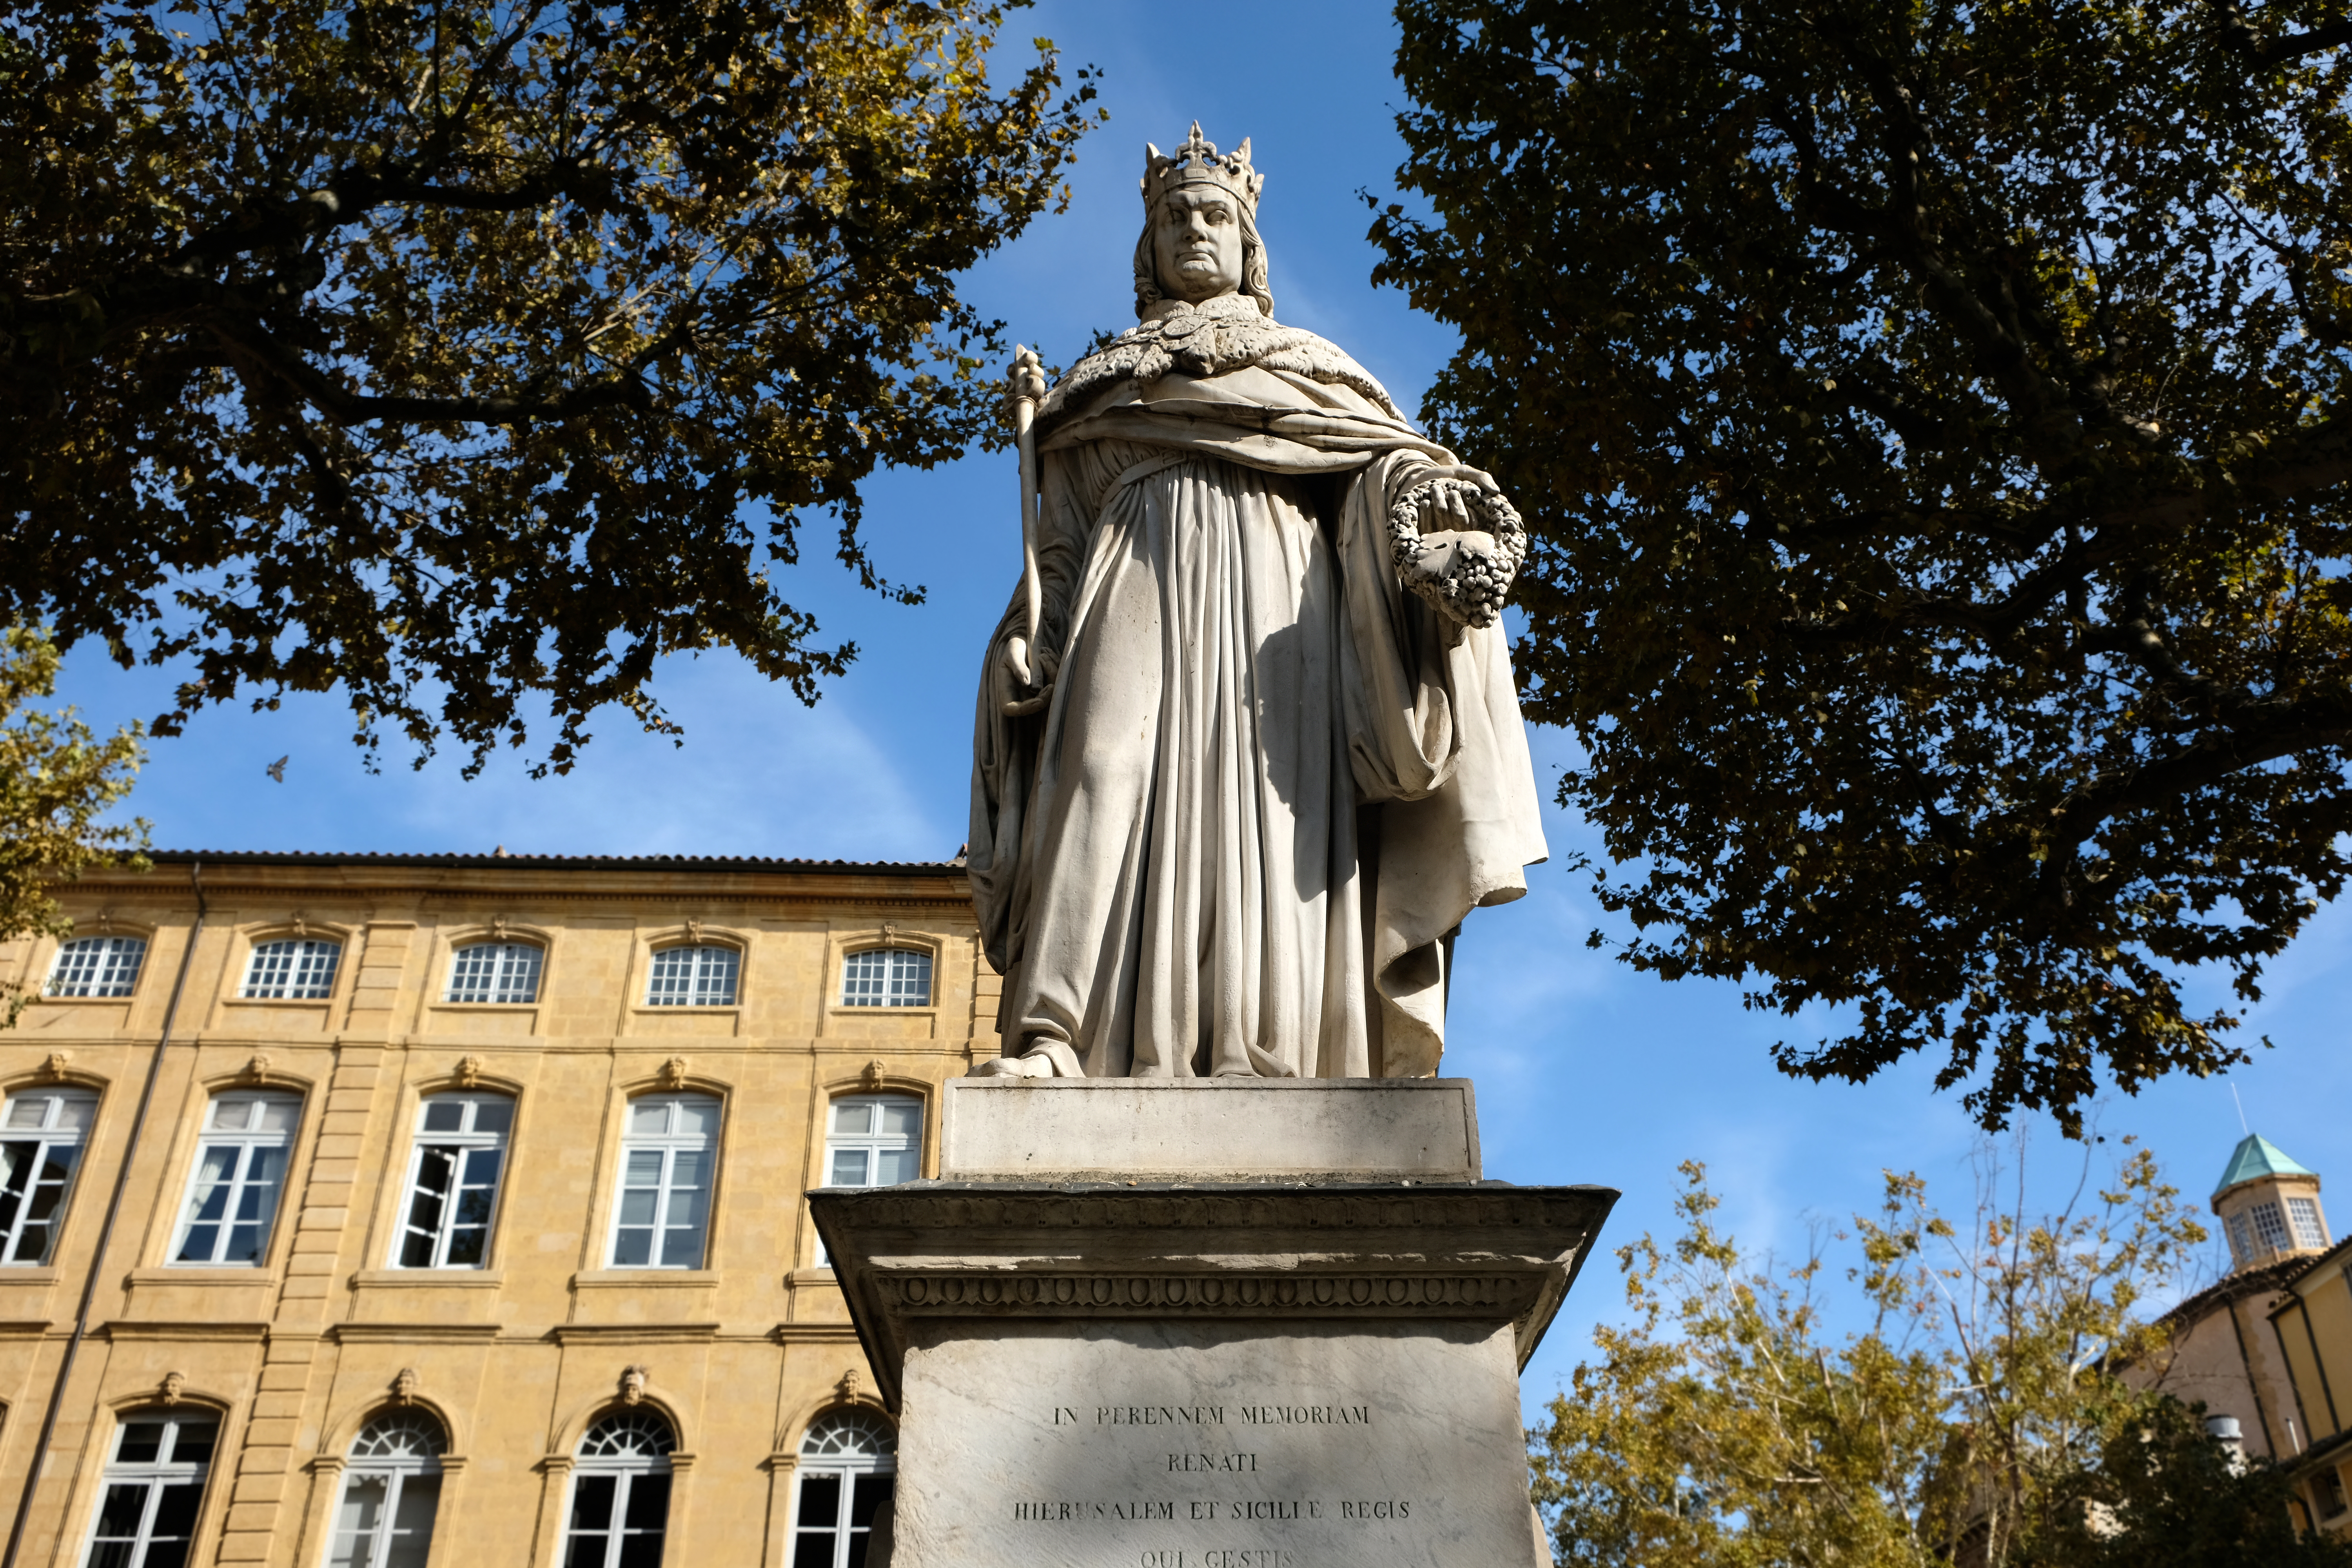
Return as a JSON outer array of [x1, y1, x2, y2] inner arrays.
[[967, 296, 1546, 1079]]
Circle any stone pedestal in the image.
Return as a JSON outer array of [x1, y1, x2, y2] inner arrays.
[[808, 1080, 1614, 1568]]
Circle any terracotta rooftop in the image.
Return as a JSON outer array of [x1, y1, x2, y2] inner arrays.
[[134, 849, 966, 874]]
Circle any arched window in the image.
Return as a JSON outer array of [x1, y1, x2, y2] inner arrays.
[[0, 1087, 96, 1265], [445, 942, 542, 1005], [241, 936, 342, 1000], [47, 934, 147, 998], [607, 1095, 720, 1269], [85, 1409, 216, 1568], [394, 1093, 513, 1269], [791, 1408, 896, 1568], [566, 1411, 675, 1568], [646, 945, 738, 1007], [327, 1410, 444, 1568], [840, 948, 930, 1008], [172, 1091, 301, 1265]]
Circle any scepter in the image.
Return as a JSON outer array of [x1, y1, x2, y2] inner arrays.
[[1003, 345, 1048, 709]]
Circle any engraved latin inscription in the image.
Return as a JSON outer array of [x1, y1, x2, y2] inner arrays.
[[1009, 1393, 1427, 1561]]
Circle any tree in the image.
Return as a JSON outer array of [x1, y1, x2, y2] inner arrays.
[[1375, 0, 2352, 1133], [1532, 1151, 2348, 1568], [2, 0, 1099, 774], [0, 626, 147, 1025]]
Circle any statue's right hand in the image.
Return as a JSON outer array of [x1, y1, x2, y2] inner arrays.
[[998, 636, 1055, 717]]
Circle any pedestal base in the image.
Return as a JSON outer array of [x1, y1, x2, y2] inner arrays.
[[809, 1177, 1614, 1568]]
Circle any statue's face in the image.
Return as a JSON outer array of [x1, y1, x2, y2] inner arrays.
[[1153, 188, 1244, 304]]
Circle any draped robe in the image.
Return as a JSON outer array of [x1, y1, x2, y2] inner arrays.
[[967, 297, 1547, 1079]]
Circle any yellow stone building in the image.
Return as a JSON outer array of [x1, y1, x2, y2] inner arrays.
[[0, 849, 993, 1568]]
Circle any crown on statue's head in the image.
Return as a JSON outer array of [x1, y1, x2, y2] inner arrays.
[[1141, 122, 1263, 214]]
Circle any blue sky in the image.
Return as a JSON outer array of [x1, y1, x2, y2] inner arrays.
[[48, 1, 2352, 1410]]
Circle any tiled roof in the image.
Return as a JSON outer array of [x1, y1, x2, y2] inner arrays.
[[138, 849, 965, 875], [2214, 1132, 2317, 1197]]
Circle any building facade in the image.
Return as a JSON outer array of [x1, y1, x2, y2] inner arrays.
[[2132, 1132, 2349, 1534], [0, 849, 996, 1567]]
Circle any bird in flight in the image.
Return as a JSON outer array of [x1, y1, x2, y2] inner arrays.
[[265, 755, 288, 783]]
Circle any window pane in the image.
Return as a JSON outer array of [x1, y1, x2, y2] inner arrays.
[[849, 1474, 895, 1528], [472, 1098, 514, 1135], [612, 1229, 652, 1267], [672, 1100, 717, 1137], [792, 1536, 837, 1568], [257, 1098, 298, 1132], [830, 1150, 869, 1187], [831, 1102, 872, 1136], [658, 1223, 705, 1269], [799, 1474, 842, 1529], [630, 1101, 670, 1136], [329, 1474, 387, 1568], [94, 1480, 151, 1534], [879, 1103, 921, 1137], [623, 1471, 671, 1532], [4, 1098, 46, 1130], [570, 1474, 617, 1531], [421, 1100, 465, 1133], [387, 1472, 441, 1568], [168, 1419, 217, 1466], [875, 1148, 918, 1185], [148, 1478, 207, 1541]]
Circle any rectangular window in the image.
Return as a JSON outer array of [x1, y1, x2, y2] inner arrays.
[[2289, 1196, 2329, 1250], [2250, 1200, 2293, 1254], [824, 1096, 924, 1189], [2318, 1465, 2349, 1518], [241, 936, 342, 1000], [87, 1412, 216, 1568], [47, 935, 147, 998], [645, 946, 739, 1007], [0, 1089, 96, 1265], [172, 1093, 300, 1266], [840, 949, 931, 1008], [2227, 1212, 2255, 1266], [816, 1096, 923, 1266], [608, 1095, 719, 1270], [445, 942, 542, 1005], [396, 1094, 513, 1269]]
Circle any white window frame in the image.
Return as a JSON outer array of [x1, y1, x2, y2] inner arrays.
[[822, 1096, 924, 1191], [47, 934, 147, 998], [2289, 1196, 2329, 1250], [0, 1087, 98, 1266], [606, 1094, 720, 1270], [790, 1409, 897, 1568], [82, 1410, 216, 1568], [392, 1094, 513, 1270], [241, 936, 343, 1000], [2249, 1199, 2293, 1254], [2227, 1211, 2256, 1266], [325, 1410, 445, 1568], [815, 1096, 923, 1266], [444, 941, 543, 1005], [564, 1412, 675, 1568], [644, 945, 739, 1007], [171, 1091, 301, 1267], [839, 947, 931, 1008]]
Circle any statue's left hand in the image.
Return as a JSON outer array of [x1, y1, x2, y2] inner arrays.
[[1389, 472, 1526, 631]]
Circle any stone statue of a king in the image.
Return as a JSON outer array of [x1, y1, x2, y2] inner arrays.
[[967, 124, 1547, 1082]]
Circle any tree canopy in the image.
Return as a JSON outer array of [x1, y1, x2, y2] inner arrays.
[[1377, 0, 2352, 1132], [0, 626, 146, 1026], [2, 0, 1098, 773], [1534, 1152, 2350, 1568]]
